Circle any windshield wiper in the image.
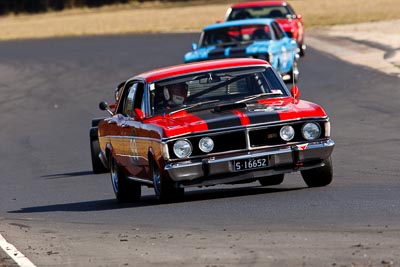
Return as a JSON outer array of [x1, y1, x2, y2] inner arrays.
[[235, 92, 283, 103], [168, 100, 220, 115]]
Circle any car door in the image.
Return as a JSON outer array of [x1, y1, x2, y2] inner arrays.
[[109, 81, 148, 180]]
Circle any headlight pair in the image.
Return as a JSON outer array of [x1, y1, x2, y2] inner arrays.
[[173, 137, 214, 158], [279, 122, 321, 142]]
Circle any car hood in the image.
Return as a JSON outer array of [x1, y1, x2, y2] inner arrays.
[[148, 97, 327, 137], [184, 41, 272, 63]]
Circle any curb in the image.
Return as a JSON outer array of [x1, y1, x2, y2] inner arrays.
[[306, 25, 400, 78]]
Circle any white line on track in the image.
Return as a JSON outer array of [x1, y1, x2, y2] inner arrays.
[[0, 234, 37, 267]]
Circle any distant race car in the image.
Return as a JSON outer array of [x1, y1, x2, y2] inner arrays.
[[184, 19, 299, 82], [225, 1, 306, 56], [90, 58, 334, 202]]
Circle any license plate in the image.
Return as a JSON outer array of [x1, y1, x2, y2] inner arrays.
[[233, 157, 268, 171]]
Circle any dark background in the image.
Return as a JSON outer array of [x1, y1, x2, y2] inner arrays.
[[0, 0, 195, 15]]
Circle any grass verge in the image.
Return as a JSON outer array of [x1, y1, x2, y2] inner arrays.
[[0, 0, 400, 41]]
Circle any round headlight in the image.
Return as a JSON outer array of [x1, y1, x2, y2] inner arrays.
[[302, 122, 321, 140], [199, 137, 214, 153], [280, 125, 295, 141], [173, 139, 192, 158]]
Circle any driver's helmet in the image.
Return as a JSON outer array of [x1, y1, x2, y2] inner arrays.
[[164, 82, 188, 105]]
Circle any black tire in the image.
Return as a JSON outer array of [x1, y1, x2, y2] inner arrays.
[[109, 155, 141, 202], [259, 174, 284, 186], [299, 43, 306, 57], [90, 136, 109, 174], [301, 157, 333, 187], [150, 159, 184, 202]]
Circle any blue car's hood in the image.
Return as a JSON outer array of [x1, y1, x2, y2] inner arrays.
[[184, 41, 272, 63]]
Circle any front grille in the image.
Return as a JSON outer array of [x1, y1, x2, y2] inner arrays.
[[249, 126, 285, 147], [192, 131, 247, 155], [249, 121, 326, 148], [168, 130, 246, 159]]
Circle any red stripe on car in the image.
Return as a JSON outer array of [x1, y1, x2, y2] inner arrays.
[[232, 110, 251, 125]]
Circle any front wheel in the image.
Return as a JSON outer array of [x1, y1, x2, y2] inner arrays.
[[259, 174, 284, 186], [299, 43, 306, 57], [151, 159, 184, 202], [109, 155, 141, 202], [301, 157, 333, 187]]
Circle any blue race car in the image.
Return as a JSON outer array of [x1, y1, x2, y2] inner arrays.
[[184, 19, 299, 82]]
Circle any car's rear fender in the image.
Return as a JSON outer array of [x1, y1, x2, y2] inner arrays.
[[91, 117, 106, 127]]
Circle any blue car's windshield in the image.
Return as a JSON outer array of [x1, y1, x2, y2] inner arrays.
[[201, 24, 272, 47]]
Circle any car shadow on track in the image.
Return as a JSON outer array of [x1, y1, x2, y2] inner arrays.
[[40, 170, 96, 179], [8, 185, 305, 214], [179, 186, 304, 203]]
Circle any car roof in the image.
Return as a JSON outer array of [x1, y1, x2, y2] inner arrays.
[[231, 1, 287, 8], [204, 18, 274, 31], [135, 58, 271, 83]]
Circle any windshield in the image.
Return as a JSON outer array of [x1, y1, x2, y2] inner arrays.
[[201, 24, 271, 47], [227, 5, 294, 21], [151, 67, 288, 116]]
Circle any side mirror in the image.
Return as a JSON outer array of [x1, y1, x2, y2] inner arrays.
[[99, 101, 113, 116], [191, 43, 198, 51], [133, 108, 144, 121], [296, 14, 302, 20], [291, 85, 300, 100]]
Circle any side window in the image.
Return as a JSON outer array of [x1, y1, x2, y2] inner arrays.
[[122, 82, 145, 117], [123, 83, 137, 116], [271, 22, 284, 40]]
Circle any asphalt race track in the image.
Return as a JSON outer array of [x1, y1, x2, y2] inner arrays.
[[1, 34, 400, 266]]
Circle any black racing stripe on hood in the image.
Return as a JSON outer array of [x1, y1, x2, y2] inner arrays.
[[229, 44, 249, 57], [193, 109, 242, 129], [207, 43, 252, 60], [242, 105, 281, 124], [208, 47, 227, 60]]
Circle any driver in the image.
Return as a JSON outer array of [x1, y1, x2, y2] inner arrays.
[[164, 82, 188, 106]]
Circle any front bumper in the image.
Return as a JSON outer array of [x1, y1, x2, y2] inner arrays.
[[165, 139, 334, 187]]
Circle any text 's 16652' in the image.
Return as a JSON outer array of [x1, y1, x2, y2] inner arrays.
[[234, 157, 268, 171]]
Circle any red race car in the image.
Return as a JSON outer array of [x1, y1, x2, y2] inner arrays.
[[91, 58, 333, 202], [225, 1, 306, 56]]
